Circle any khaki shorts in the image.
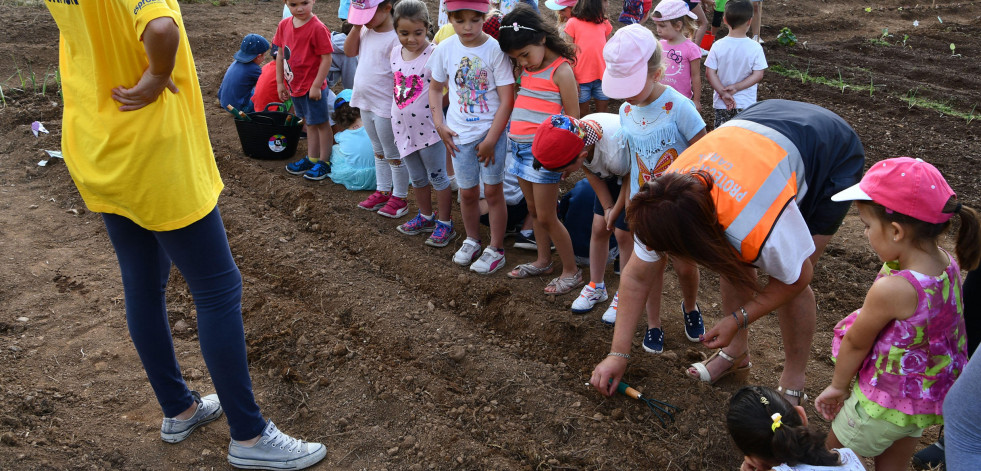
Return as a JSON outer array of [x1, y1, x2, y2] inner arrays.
[[831, 394, 924, 457]]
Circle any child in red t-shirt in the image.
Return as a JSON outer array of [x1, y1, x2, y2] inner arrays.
[[276, 0, 335, 181]]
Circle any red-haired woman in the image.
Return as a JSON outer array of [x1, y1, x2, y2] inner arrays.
[[589, 99, 865, 405]]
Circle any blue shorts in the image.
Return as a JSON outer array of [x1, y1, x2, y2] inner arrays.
[[592, 178, 629, 231], [292, 91, 331, 126], [453, 131, 508, 189], [578, 80, 609, 103], [507, 140, 562, 184]]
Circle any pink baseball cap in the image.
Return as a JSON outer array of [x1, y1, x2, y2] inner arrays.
[[445, 0, 490, 13], [602, 24, 659, 99], [832, 157, 957, 224], [545, 0, 577, 10], [653, 0, 698, 21], [348, 0, 384, 26]]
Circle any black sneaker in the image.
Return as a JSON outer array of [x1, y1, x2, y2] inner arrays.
[[682, 302, 704, 341], [912, 436, 945, 470], [513, 233, 537, 250]]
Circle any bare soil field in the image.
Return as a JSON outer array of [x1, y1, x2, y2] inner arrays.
[[1, 0, 979, 469]]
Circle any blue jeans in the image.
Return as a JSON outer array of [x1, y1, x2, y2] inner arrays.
[[102, 207, 265, 441], [507, 140, 562, 184], [578, 80, 609, 103]]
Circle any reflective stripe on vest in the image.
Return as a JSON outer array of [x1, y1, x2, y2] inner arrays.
[[669, 123, 804, 262], [510, 57, 568, 142]]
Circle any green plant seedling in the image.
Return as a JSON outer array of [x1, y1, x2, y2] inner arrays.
[[950, 43, 957, 55], [869, 73, 875, 97], [906, 88, 919, 110], [777, 27, 797, 47], [902, 34, 911, 49], [968, 104, 978, 125], [0, 84, 5, 108], [864, 7, 871, 12], [837, 69, 846, 93]]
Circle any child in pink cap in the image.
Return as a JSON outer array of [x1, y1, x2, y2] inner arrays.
[[600, 24, 706, 352], [652, 0, 702, 111], [817, 157, 980, 468]]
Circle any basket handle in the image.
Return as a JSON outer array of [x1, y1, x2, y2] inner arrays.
[[263, 102, 285, 112]]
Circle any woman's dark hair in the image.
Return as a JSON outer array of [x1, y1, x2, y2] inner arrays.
[[333, 101, 361, 130], [392, 0, 430, 30], [627, 171, 759, 293], [727, 386, 840, 467], [861, 198, 980, 271], [498, 4, 577, 64], [571, 0, 607, 24]]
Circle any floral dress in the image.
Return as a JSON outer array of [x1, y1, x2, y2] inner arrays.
[[832, 250, 968, 427]]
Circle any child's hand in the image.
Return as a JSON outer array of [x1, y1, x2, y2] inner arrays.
[[721, 92, 736, 110], [111, 68, 179, 111], [277, 84, 289, 102], [476, 137, 496, 167], [604, 207, 620, 231], [814, 385, 848, 421], [309, 87, 322, 101], [436, 123, 460, 158]]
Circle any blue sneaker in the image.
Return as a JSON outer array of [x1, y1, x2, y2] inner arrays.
[[426, 220, 458, 247], [302, 161, 330, 181], [642, 327, 664, 354], [398, 211, 437, 235], [286, 156, 315, 175], [160, 391, 223, 443], [682, 302, 704, 341]]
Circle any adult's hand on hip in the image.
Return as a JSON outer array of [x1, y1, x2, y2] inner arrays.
[[112, 70, 178, 111]]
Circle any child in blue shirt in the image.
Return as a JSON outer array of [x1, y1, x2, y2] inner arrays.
[[218, 34, 269, 112]]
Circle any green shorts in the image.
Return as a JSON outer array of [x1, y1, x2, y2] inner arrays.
[[831, 394, 924, 457]]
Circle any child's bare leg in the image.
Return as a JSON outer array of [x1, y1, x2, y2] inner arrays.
[[460, 186, 481, 240], [517, 178, 551, 268], [413, 184, 433, 216], [645, 258, 668, 329], [307, 123, 323, 162], [671, 256, 699, 311], [874, 436, 918, 471], [614, 229, 633, 267], [483, 183, 507, 249], [595, 99, 609, 113], [588, 214, 614, 284], [751, 1, 762, 39], [435, 187, 453, 221], [533, 182, 576, 277], [579, 100, 591, 119], [315, 123, 333, 162], [692, 3, 710, 45]]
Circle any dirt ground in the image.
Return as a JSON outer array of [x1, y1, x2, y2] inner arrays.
[[1, 0, 979, 469]]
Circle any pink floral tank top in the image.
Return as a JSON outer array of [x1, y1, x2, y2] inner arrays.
[[832, 250, 967, 427]]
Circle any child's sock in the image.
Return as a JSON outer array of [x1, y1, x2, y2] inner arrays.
[[595, 282, 605, 290], [308, 156, 320, 162], [389, 160, 409, 199], [438, 219, 452, 225], [375, 158, 393, 193], [421, 213, 434, 220]]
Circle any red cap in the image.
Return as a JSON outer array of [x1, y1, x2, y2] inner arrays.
[[532, 115, 598, 171]]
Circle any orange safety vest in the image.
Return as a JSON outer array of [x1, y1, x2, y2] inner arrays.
[[510, 56, 569, 142], [668, 123, 805, 262]]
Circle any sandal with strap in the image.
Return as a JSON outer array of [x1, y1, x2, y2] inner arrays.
[[544, 268, 583, 295], [507, 262, 554, 279], [688, 349, 752, 385], [777, 386, 809, 405]]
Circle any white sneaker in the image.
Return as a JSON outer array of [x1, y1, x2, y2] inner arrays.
[[700, 47, 710, 57], [453, 238, 481, 266], [227, 421, 326, 470], [601, 291, 619, 325], [753, 35, 764, 44], [470, 247, 506, 274], [160, 391, 223, 443], [571, 282, 608, 314]]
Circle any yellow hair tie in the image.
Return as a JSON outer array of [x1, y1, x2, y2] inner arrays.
[[771, 413, 783, 432]]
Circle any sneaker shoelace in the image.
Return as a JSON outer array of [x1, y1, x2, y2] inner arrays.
[[433, 223, 450, 238], [263, 426, 303, 453]]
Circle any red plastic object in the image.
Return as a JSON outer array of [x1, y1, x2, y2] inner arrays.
[[700, 32, 715, 50]]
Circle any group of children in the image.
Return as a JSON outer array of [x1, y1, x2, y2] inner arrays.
[[215, 1, 981, 470]]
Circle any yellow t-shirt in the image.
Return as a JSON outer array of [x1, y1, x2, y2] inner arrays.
[[45, 0, 223, 231], [433, 23, 456, 44]]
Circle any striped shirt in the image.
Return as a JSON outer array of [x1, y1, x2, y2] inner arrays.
[[509, 56, 569, 143]]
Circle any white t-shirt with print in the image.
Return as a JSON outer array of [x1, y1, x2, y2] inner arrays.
[[581, 112, 629, 179], [704, 36, 768, 110], [633, 201, 815, 285], [428, 35, 515, 145]]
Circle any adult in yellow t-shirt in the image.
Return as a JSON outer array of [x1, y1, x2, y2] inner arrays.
[[43, 1, 325, 468]]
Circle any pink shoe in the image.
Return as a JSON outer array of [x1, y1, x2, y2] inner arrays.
[[358, 191, 390, 211], [377, 196, 408, 218]]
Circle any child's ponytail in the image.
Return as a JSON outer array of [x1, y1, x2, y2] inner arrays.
[[727, 387, 840, 468], [952, 200, 980, 270]]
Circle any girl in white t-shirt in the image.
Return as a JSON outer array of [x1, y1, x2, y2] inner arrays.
[[728, 386, 867, 471]]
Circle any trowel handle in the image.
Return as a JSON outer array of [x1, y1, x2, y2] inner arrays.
[[616, 381, 641, 400]]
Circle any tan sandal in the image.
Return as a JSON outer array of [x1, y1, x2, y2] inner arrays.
[[507, 262, 554, 279], [544, 268, 583, 295], [688, 349, 751, 385], [777, 386, 809, 405]]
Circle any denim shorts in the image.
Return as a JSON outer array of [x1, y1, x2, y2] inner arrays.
[[578, 80, 609, 103], [507, 140, 562, 184], [591, 178, 629, 231], [453, 131, 508, 189], [292, 92, 331, 126]]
